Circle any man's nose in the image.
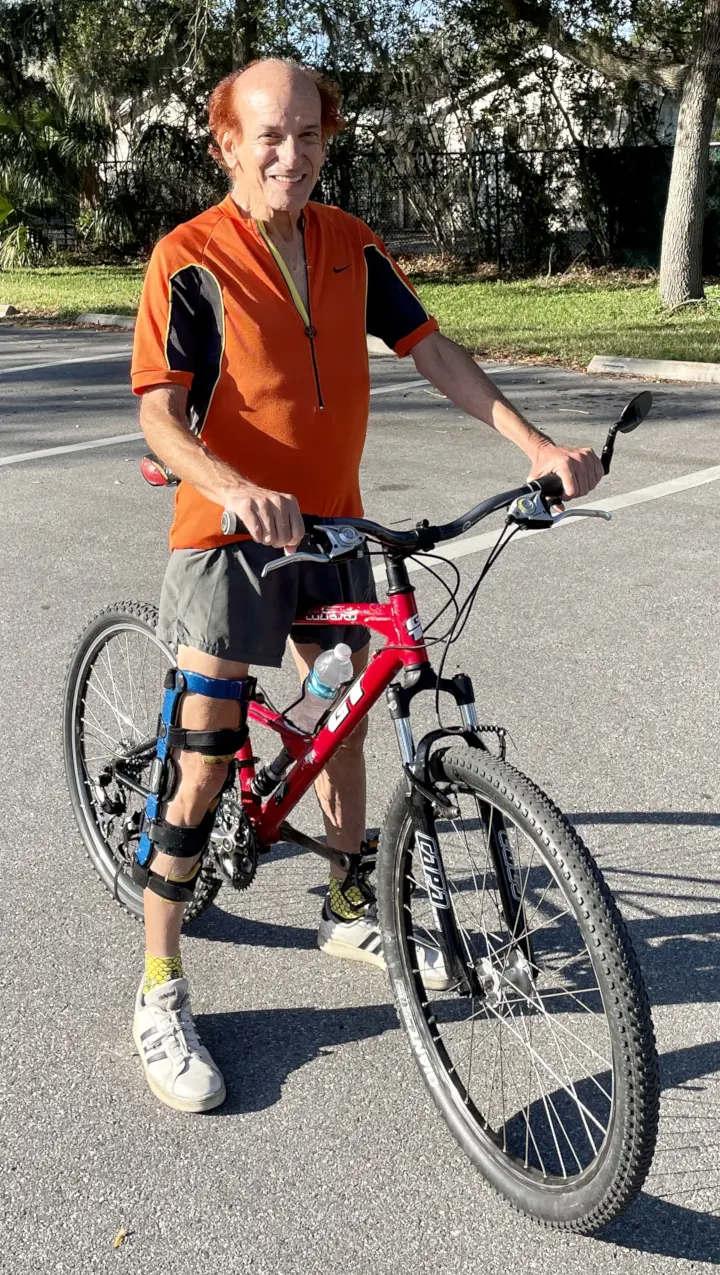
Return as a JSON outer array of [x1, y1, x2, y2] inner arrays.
[[276, 135, 302, 167]]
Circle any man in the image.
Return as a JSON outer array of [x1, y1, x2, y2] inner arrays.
[[130, 57, 603, 1113]]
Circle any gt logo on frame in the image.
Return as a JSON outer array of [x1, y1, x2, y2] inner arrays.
[[327, 678, 365, 732]]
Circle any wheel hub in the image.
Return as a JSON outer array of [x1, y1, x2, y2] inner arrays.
[[478, 949, 535, 1008]]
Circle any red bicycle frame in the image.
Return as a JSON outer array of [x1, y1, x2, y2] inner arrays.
[[234, 587, 427, 847]]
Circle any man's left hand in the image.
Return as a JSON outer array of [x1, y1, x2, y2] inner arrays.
[[528, 440, 603, 500]]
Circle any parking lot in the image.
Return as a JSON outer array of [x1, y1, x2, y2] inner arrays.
[[1, 326, 719, 1274]]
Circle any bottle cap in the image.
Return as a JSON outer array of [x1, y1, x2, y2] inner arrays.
[[334, 643, 352, 661]]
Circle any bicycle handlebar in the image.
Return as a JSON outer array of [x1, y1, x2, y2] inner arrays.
[[220, 474, 564, 552]]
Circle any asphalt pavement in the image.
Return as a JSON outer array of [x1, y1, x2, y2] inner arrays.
[[1, 327, 719, 1273]]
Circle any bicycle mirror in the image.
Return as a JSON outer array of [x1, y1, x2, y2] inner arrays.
[[616, 390, 653, 434]]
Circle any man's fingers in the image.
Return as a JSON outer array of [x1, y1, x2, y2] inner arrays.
[[560, 463, 580, 500], [259, 502, 280, 546], [242, 505, 265, 543], [286, 499, 305, 552]]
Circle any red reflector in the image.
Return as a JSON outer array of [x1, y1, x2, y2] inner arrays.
[[141, 455, 169, 486]]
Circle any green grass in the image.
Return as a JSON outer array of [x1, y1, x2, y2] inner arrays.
[[414, 277, 720, 367], [0, 265, 144, 318], [3, 266, 720, 366]]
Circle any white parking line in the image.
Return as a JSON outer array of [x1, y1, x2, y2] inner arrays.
[[0, 432, 144, 466], [0, 378, 430, 466], [0, 349, 131, 376], [372, 464, 720, 581], [369, 378, 428, 396]]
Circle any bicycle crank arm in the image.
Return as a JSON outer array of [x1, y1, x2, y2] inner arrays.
[[278, 822, 352, 873]]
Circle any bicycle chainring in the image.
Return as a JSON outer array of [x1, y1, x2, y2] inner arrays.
[[209, 793, 258, 890]]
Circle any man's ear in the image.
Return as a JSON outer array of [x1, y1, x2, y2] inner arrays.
[[219, 128, 238, 173]]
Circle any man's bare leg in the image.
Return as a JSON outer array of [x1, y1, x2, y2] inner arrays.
[[135, 647, 249, 1113], [290, 642, 370, 875], [143, 646, 249, 957]]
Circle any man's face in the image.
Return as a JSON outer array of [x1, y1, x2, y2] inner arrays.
[[221, 70, 326, 216]]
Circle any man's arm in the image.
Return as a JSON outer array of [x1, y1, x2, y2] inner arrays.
[[410, 331, 603, 499], [139, 385, 304, 548]]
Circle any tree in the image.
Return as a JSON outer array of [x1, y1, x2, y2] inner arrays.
[[501, 0, 720, 305]]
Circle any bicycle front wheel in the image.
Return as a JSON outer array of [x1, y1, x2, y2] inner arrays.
[[377, 747, 659, 1233]]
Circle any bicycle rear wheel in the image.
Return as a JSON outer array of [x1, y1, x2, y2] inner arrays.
[[377, 747, 659, 1233], [63, 601, 222, 922]]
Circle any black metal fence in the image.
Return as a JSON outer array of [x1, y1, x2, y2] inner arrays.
[[20, 144, 720, 272]]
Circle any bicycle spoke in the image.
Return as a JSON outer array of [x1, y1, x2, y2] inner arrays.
[[399, 780, 617, 1182]]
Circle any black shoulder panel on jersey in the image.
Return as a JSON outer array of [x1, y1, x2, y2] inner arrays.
[[364, 243, 429, 351], [166, 264, 224, 435]]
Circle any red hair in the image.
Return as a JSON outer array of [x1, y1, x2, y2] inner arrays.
[[208, 59, 345, 169]]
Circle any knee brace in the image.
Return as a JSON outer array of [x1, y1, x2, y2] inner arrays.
[[132, 668, 249, 904]]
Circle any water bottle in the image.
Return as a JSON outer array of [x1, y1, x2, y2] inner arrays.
[[288, 643, 354, 732]]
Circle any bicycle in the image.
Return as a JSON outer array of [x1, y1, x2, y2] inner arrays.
[[63, 390, 659, 1233]]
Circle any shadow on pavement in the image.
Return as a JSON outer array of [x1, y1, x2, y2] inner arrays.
[[569, 810, 720, 827], [196, 1000, 720, 1259], [196, 1002, 398, 1115], [601, 1040, 720, 1261]]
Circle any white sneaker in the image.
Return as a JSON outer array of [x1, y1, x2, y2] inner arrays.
[[133, 977, 226, 1113], [318, 899, 455, 991]]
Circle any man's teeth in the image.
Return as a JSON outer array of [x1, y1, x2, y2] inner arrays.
[[272, 176, 303, 183]]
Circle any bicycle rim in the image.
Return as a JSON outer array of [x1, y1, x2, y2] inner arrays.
[[392, 782, 620, 1190], [68, 614, 174, 905]]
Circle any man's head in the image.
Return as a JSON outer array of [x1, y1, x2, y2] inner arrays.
[[208, 59, 344, 219]]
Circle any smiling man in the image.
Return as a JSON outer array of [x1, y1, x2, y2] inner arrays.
[[130, 57, 603, 1113]]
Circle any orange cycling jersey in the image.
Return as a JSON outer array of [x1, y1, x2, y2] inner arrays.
[[131, 195, 439, 550]]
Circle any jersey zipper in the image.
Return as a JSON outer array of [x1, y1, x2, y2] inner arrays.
[[301, 222, 323, 409], [256, 218, 324, 410]]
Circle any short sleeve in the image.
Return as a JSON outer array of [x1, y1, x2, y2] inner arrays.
[[131, 240, 197, 395], [363, 233, 439, 357]]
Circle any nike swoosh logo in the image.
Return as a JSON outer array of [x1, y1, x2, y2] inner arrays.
[[333, 264, 351, 273]]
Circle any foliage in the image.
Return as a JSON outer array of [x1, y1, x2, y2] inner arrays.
[[0, 0, 710, 273]]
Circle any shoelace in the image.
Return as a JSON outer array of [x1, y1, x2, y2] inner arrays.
[[151, 1001, 201, 1062]]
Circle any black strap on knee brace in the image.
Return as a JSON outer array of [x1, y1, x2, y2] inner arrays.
[[131, 809, 215, 902], [160, 725, 247, 756], [140, 860, 203, 905]]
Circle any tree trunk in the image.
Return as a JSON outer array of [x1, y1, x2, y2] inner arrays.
[[659, 0, 720, 307], [233, 1, 260, 66]]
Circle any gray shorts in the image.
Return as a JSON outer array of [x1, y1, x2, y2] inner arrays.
[[157, 538, 377, 668]]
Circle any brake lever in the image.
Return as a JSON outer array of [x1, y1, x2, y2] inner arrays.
[[551, 508, 612, 526], [260, 524, 368, 577], [261, 550, 331, 578]]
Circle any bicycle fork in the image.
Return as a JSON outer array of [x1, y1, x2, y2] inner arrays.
[[387, 673, 535, 996]]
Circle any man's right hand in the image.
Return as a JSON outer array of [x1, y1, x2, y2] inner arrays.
[[222, 484, 305, 551]]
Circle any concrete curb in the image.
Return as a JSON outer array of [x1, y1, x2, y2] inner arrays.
[[366, 335, 394, 357], [75, 312, 136, 329], [58, 312, 396, 358], [588, 354, 720, 384]]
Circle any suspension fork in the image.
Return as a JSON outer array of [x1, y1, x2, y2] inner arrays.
[[387, 672, 484, 996], [480, 803, 537, 970], [406, 787, 481, 996]]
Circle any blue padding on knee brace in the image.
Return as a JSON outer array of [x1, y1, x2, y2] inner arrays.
[[135, 671, 186, 868], [179, 670, 247, 700]]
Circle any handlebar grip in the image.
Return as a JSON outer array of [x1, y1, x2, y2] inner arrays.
[[535, 474, 565, 501], [220, 510, 248, 536]]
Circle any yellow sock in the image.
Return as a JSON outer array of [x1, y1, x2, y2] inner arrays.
[[143, 952, 183, 994], [328, 877, 366, 921]]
